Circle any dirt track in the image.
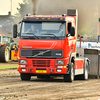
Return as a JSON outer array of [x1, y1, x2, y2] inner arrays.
[[0, 61, 18, 66], [0, 62, 100, 100]]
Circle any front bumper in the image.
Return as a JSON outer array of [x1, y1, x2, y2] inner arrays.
[[18, 67, 68, 75], [18, 58, 70, 75]]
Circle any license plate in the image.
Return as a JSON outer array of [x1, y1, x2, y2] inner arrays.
[[36, 70, 47, 73]]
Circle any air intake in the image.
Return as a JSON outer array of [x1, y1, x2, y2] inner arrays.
[[67, 9, 77, 16]]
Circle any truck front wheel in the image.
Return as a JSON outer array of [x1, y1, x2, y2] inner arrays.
[[20, 73, 31, 80], [64, 63, 74, 82]]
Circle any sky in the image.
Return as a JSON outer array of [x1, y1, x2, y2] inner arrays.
[[0, 0, 23, 15]]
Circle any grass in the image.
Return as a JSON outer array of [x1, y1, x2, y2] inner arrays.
[[0, 66, 18, 70]]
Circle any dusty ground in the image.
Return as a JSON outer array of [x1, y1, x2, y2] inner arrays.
[[0, 62, 100, 100], [0, 61, 18, 66]]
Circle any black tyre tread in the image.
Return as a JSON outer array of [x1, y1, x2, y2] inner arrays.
[[0, 45, 10, 62], [64, 63, 74, 82], [64, 74, 70, 82], [20, 73, 31, 80]]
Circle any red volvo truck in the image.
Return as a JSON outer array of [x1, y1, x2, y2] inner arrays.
[[13, 9, 89, 82]]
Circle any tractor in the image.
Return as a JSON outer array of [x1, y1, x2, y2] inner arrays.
[[0, 34, 14, 62]]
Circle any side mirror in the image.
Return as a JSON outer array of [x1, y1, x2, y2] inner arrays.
[[70, 27, 75, 36], [13, 24, 17, 38]]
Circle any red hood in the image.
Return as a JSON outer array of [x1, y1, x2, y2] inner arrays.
[[19, 39, 64, 49]]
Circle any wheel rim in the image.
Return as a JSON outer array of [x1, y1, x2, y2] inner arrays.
[[71, 66, 74, 81], [85, 66, 88, 79], [85, 68, 88, 79], [5, 47, 9, 62]]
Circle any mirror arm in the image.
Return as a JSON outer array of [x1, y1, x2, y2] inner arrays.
[[66, 33, 71, 37]]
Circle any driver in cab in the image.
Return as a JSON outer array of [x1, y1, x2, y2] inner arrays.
[[26, 25, 39, 33]]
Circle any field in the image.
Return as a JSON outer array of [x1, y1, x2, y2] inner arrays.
[[0, 62, 100, 100]]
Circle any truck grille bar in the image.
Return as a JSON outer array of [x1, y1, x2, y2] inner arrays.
[[21, 49, 63, 58], [32, 60, 51, 67]]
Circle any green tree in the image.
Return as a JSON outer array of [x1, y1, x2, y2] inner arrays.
[[15, 0, 32, 18]]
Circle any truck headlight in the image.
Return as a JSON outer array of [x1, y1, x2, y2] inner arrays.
[[19, 60, 27, 64], [20, 65, 26, 67], [57, 60, 64, 65]]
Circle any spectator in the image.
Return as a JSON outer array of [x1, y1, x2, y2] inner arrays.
[[13, 44, 18, 61]]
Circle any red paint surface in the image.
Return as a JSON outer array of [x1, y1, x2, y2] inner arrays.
[[75, 59, 84, 69]]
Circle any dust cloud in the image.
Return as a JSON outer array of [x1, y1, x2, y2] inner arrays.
[[24, 0, 100, 41]]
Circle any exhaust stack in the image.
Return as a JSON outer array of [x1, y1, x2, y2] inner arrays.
[[98, 18, 100, 41], [32, 0, 39, 15], [67, 9, 78, 37]]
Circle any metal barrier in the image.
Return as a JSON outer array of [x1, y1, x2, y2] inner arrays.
[[84, 49, 100, 78]]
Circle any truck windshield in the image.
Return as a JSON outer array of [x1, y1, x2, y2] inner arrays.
[[21, 22, 66, 40]]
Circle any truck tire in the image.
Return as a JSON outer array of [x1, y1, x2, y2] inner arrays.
[[64, 63, 74, 82], [20, 73, 31, 80], [0, 45, 10, 62], [81, 61, 88, 80]]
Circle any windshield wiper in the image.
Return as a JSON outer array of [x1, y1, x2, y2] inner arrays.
[[28, 33, 39, 39], [22, 33, 39, 39], [41, 33, 59, 39], [21, 36, 36, 39]]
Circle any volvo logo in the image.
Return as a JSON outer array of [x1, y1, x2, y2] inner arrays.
[[22, 46, 32, 48], [38, 51, 44, 55]]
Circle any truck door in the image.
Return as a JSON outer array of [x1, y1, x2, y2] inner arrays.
[[67, 21, 76, 53]]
